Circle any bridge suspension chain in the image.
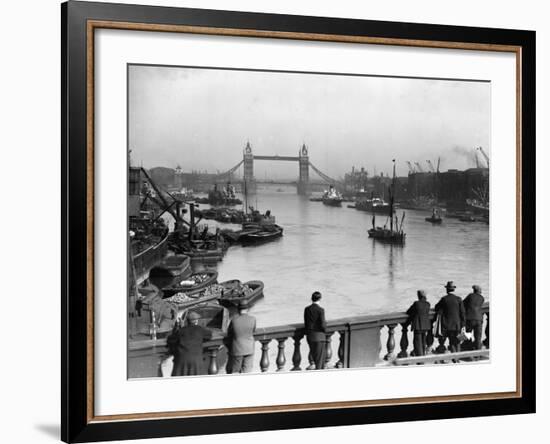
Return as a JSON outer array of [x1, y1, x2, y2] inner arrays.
[[308, 161, 344, 187], [215, 159, 244, 178]]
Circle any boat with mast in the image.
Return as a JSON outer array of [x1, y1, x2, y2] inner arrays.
[[367, 160, 406, 244]]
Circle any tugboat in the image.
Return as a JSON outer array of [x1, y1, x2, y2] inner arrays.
[[367, 160, 406, 244], [322, 185, 343, 206], [425, 208, 443, 224]]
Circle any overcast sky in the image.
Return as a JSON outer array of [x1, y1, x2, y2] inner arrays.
[[128, 65, 490, 179]]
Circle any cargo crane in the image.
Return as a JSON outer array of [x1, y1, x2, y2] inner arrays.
[[477, 147, 490, 168], [414, 162, 425, 173], [406, 161, 416, 174]]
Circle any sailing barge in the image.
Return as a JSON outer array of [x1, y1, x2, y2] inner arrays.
[[368, 160, 406, 244]]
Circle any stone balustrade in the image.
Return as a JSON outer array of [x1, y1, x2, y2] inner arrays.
[[128, 303, 489, 378]]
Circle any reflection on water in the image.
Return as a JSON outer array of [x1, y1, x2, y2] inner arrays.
[[186, 186, 489, 327]]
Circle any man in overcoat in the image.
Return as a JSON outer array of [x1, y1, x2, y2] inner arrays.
[[434, 281, 466, 353], [463, 285, 485, 350], [406, 290, 431, 356], [167, 311, 212, 376], [304, 291, 327, 370], [227, 302, 257, 374]]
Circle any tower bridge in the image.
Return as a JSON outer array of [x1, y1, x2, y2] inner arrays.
[[215, 141, 341, 195]]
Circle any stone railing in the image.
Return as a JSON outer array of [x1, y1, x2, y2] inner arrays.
[[128, 303, 489, 378]]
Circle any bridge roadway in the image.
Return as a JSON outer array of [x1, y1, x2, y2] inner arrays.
[[252, 155, 301, 162]]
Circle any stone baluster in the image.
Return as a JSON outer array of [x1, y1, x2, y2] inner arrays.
[[291, 333, 303, 371], [207, 346, 219, 375], [335, 330, 346, 368], [259, 339, 271, 372], [483, 312, 490, 348], [397, 323, 409, 358], [276, 337, 287, 371], [384, 324, 397, 360], [325, 332, 334, 368]]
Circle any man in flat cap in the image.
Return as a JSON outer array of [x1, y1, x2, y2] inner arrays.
[[406, 290, 431, 356], [435, 281, 466, 354], [304, 291, 327, 370], [167, 311, 212, 376], [463, 285, 485, 350], [227, 301, 257, 374]]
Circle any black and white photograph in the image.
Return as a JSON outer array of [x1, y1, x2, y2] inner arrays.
[[127, 64, 491, 378]]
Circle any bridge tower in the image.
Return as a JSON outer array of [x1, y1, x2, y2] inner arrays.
[[297, 143, 310, 195], [243, 141, 256, 191]]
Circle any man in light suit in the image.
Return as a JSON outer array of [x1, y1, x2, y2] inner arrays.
[[227, 302, 257, 374], [304, 291, 327, 370]]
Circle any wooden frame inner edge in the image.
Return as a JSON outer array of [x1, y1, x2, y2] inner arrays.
[[85, 19, 523, 423]]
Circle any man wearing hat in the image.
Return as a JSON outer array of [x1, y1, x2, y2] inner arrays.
[[227, 302, 257, 374], [167, 311, 212, 376], [434, 281, 466, 354], [463, 285, 485, 350], [304, 291, 327, 370], [406, 290, 431, 356]]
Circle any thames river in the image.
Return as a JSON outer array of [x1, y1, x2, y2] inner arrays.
[[194, 185, 489, 327]]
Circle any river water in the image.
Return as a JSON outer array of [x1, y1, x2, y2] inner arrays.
[[185, 185, 489, 328]]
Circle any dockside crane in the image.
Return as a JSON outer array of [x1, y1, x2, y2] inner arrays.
[[414, 162, 425, 173], [477, 147, 490, 168]]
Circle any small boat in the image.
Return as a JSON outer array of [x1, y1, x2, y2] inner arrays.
[[239, 225, 283, 245], [149, 254, 191, 277], [219, 280, 264, 309], [322, 185, 343, 206], [425, 209, 443, 224], [164, 288, 221, 310], [161, 271, 219, 298]]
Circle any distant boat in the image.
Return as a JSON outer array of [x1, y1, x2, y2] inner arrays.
[[367, 160, 406, 244], [355, 195, 393, 214], [322, 185, 343, 206], [425, 208, 443, 224]]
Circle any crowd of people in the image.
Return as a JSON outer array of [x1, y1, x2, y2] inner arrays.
[[165, 282, 486, 376]]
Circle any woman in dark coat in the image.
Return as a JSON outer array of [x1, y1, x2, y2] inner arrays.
[[406, 290, 431, 356]]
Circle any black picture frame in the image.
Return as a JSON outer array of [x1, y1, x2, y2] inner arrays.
[[62, 1, 536, 442]]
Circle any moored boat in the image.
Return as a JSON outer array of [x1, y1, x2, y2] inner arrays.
[[219, 280, 265, 309], [239, 225, 283, 245], [161, 271, 219, 298]]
